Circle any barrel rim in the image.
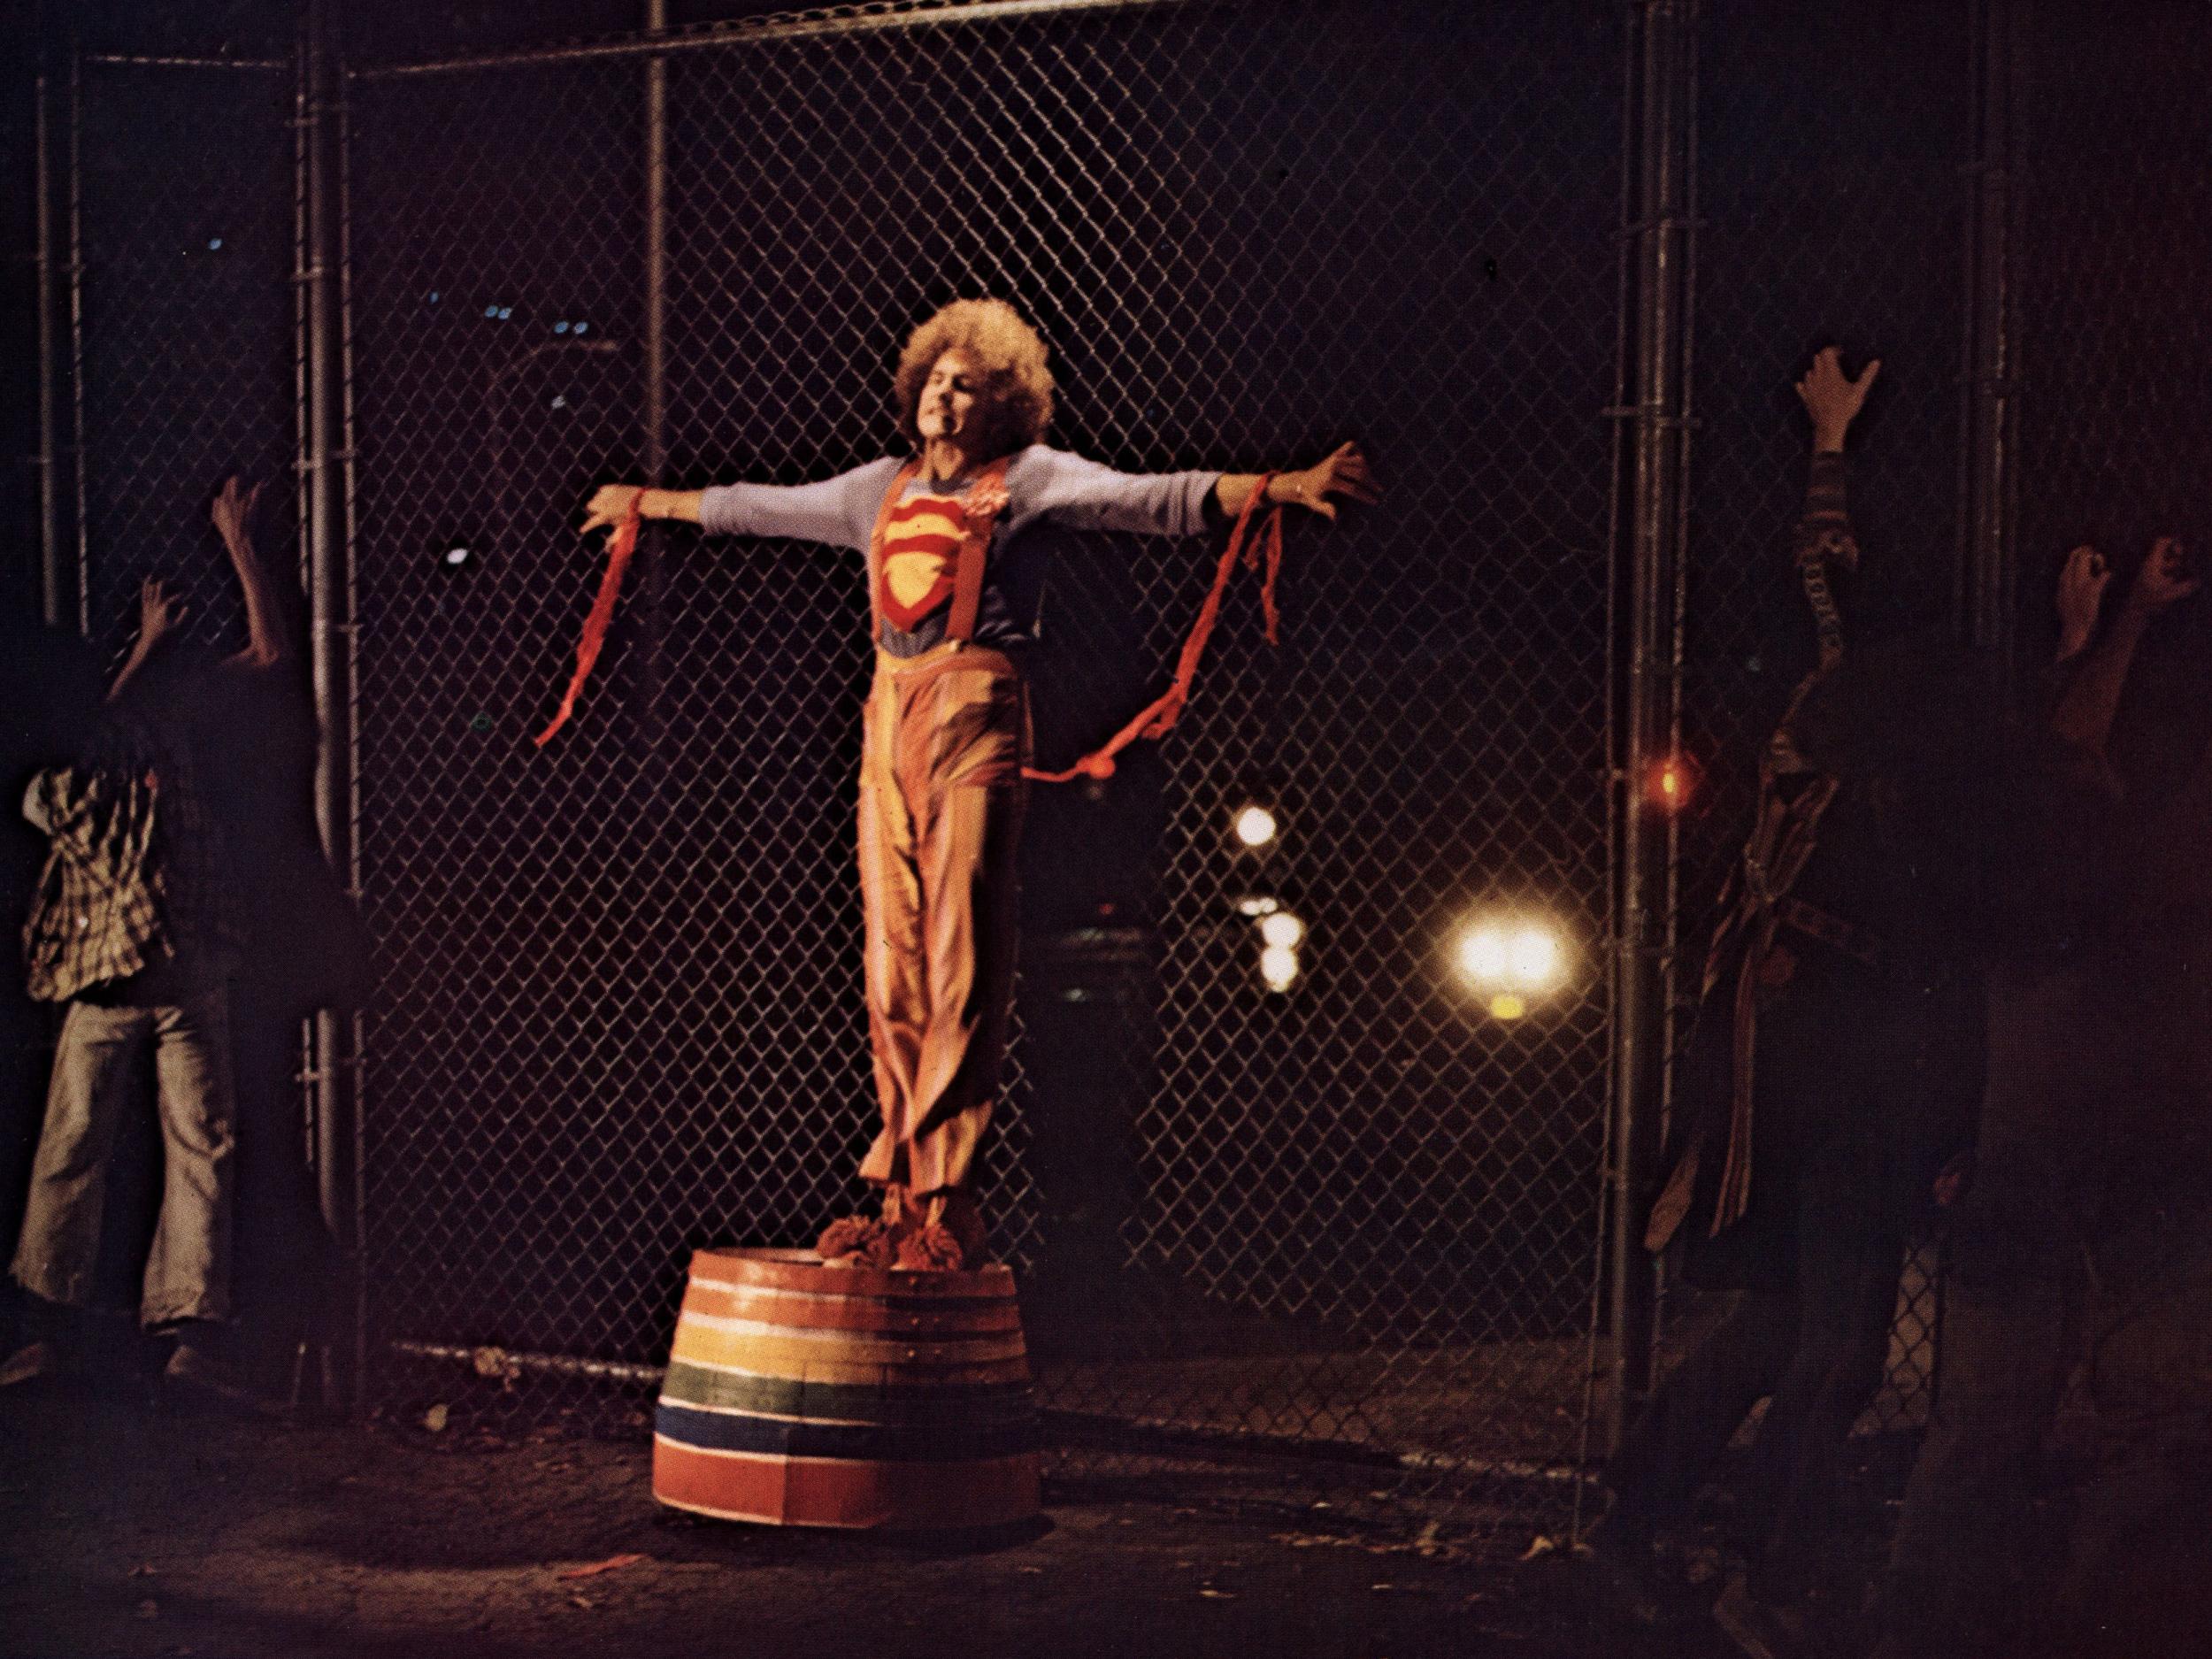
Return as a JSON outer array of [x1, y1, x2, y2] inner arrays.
[[689, 1246, 1017, 1300]]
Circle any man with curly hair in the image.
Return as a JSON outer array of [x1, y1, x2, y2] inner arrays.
[[583, 298, 1373, 1270]]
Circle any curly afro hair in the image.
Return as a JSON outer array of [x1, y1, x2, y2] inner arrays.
[[892, 298, 1055, 461]]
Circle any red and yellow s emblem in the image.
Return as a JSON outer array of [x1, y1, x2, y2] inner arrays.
[[877, 493, 970, 630]]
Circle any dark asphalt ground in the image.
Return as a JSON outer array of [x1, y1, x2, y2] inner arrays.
[[0, 1387, 1750, 1659]]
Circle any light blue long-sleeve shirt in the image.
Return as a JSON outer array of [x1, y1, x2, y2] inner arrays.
[[698, 445, 1221, 657]]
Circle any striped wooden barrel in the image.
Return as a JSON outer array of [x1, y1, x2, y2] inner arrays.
[[652, 1247, 1041, 1530]]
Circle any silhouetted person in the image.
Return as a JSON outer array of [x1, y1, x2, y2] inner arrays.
[[1597, 349, 1985, 1645], [4, 570, 247, 1399], [194, 480, 369, 1381], [1877, 535, 2210, 1659], [0, 611, 105, 1295], [4, 478, 367, 1402]]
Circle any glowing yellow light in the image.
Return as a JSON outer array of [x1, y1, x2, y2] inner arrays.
[[1233, 805, 1279, 848], [1488, 993, 1528, 1020], [1649, 756, 1695, 812], [1259, 910, 1306, 949], [1260, 944, 1300, 992], [1456, 925, 1509, 985], [1508, 926, 1561, 987]]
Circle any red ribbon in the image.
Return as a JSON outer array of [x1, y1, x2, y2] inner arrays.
[[1024, 475, 1286, 784], [535, 503, 642, 747], [538, 477, 1289, 771]]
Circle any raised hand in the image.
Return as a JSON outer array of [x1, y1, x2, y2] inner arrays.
[[2055, 543, 2110, 662], [580, 483, 645, 538], [1272, 442, 1381, 521], [210, 475, 265, 549], [1795, 347, 1881, 452], [137, 576, 183, 645], [2126, 535, 2199, 615]]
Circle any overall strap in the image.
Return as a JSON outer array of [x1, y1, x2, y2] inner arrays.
[[864, 458, 926, 641], [945, 455, 1015, 643]]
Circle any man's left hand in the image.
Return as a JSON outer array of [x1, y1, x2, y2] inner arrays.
[[1271, 442, 1380, 521], [211, 476, 265, 548]]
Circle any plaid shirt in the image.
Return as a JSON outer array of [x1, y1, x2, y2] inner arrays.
[[21, 710, 235, 1003]]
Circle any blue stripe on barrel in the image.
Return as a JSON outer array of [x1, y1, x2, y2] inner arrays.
[[655, 1400, 1040, 1463]]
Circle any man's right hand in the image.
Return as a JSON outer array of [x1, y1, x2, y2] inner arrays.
[[580, 483, 644, 537], [2126, 535, 2199, 615], [1795, 346, 1880, 453]]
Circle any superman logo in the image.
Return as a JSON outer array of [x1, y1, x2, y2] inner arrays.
[[877, 494, 969, 630]]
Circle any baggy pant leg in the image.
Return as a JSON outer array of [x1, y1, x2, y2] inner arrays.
[[141, 987, 235, 1326], [858, 669, 928, 1190], [856, 651, 1028, 1199], [1882, 961, 2108, 1655], [11, 1000, 150, 1309], [1747, 1217, 1906, 1592], [1606, 1289, 1799, 1527], [906, 767, 1025, 1196]]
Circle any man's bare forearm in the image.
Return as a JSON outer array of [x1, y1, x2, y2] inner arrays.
[[105, 641, 154, 703], [219, 528, 290, 664], [1213, 474, 1292, 518], [2050, 603, 2150, 758], [635, 488, 704, 524]]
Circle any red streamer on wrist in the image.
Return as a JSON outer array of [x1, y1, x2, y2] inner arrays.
[[535, 503, 643, 747], [1024, 474, 1286, 784]]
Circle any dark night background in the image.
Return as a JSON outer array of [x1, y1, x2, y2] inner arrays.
[[0, 0, 2206, 1496]]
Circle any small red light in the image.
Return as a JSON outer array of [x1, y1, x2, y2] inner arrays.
[[1647, 756, 1694, 812]]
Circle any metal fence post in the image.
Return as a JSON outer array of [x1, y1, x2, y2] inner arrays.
[[635, 0, 671, 741], [65, 52, 88, 638], [302, 0, 362, 1410], [1957, 0, 2024, 664], [1606, 0, 1698, 1453], [34, 46, 72, 631]]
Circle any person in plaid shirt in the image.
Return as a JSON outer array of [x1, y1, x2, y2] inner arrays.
[[4, 480, 274, 1402]]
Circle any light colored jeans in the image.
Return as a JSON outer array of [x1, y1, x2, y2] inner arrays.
[[11, 987, 235, 1326]]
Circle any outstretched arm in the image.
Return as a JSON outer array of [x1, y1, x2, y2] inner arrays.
[[1790, 347, 1879, 661], [210, 476, 288, 668], [1215, 442, 1380, 521], [580, 484, 704, 532], [580, 460, 897, 553]]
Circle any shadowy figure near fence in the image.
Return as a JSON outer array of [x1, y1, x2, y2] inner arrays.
[[1596, 348, 1988, 1647], [4, 480, 368, 1405]]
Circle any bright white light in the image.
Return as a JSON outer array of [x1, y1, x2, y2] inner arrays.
[[1508, 926, 1561, 987], [1259, 911, 1305, 949], [1259, 944, 1300, 992], [444, 547, 471, 567], [1233, 805, 1279, 848], [1456, 925, 1509, 985], [1233, 895, 1280, 918]]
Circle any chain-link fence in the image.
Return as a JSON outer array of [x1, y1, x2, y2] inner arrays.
[[337, 0, 1623, 1520], [68, 58, 296, 664], [1676, 0, 1977, 1430], [2016, 0, 2212, 781], [52, 0, 2193, 1536]]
